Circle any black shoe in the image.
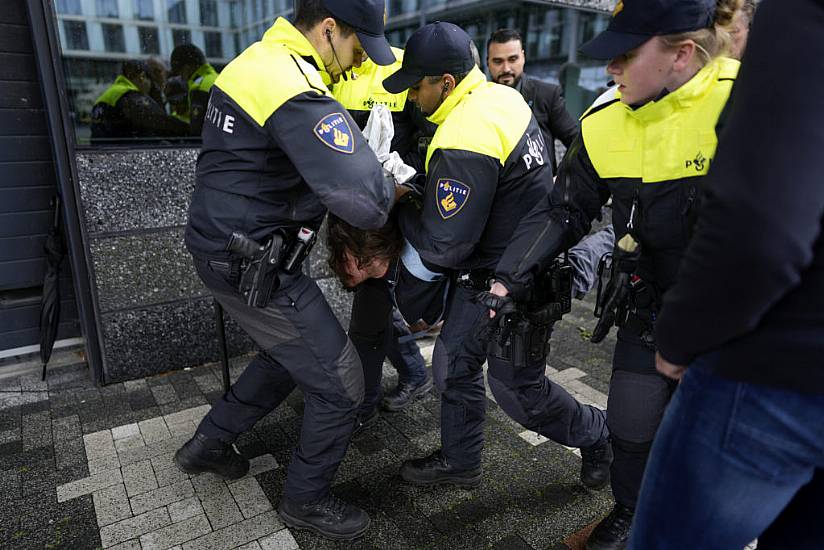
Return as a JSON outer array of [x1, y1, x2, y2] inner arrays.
[[381, 377, 433, 412], [278, 494, 370, 540], [400, 449, 482, 488], [352, 408, 379, 439], [174, 433, 249, 480], [580, 438, 613, 489], [586, 503, 634, 550]]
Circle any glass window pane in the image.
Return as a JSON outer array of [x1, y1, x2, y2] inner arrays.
[[101, 23, 126, 52], [96, 0, 119, 18], [63, 21, 89, 50], [134, 0, 154, 20], [200, 0, 219, 26], [138, 26, 160, 54], [167, 0, 187, 24], [204, 31, 223, 58], [56, 0, 82, 15], [172, 28, 192, 47]]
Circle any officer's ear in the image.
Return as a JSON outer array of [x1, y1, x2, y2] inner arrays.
[[442, 74, 457, 95], [321, 17, 337, 41]]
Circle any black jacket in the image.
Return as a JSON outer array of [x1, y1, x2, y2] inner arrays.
[[518, 74, 579, 174], [655, 0, 824, 394]]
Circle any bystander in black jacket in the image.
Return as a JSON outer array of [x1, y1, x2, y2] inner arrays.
[[517, 73, 579, 174], [655, 0, 824, 394]]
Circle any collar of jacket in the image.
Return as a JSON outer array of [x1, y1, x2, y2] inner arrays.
[[188, 63, 216, 87], [622, 56, 740, 123], [427, 66, 487, 125], [262, 17, 332, 85], [114, 75, 139, 92]]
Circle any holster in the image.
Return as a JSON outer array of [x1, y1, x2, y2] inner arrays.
[[228, 231, 286, 308]]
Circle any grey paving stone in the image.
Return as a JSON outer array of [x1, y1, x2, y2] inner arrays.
[[99, 506, 171, 548], [0, 428, 20, 445], [57, 467, 123, 503], [155, 463, 189, 487], [22, 411, 52, 450], [238, 542, 263, 550], [124, 379, 148, 392], [111, 423, 140, 441], [107, 540, 142, 550], [181, 510, 282, 550], [19, 374, 48, 392], [259, 529, 299, 550], [139, 417, 172, 444], [93, 483, 133, 528], [229, 476, 273, 519], [167, 496, 203, 523], [118, 433, 190, 467], [0, 392, 46, 411], [115, 433, 146, 454], [130, 479, 195, 515], [151, 385, 178, 405], [248, 454, 279, 476], [55, 436, 87, 469], [200, 482, 243, 529], [89, 453, 122, 475], [163, 405, 211, 426], [193, 374, 222, 394], [139, 513, 211, 550], [84, 430, 117, 462], [123, 459, 158, 497], [51, 414, 81, 442]]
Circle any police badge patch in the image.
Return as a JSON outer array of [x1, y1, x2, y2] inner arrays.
[[314, 112, 355, 154], [436, 178, 470, 219]]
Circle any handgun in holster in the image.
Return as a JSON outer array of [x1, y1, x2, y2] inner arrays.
[[227, 231, 285, 308], [487, 259, 573, 368]]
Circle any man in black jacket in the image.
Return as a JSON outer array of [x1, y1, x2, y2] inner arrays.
[[630, 0, 824, 547], [486, 28, 578, 174]]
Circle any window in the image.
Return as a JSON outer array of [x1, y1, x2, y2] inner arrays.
[[167, 0, 187, 24], [172, 28, 192, 47], [96, 0, 119, 18], [138, 26, 160, 54], [63, 21, 89, 50], [101, 24, 126, 52], [204, 32, 223, 58], [56, 0, 82, 15], [200, 0, 219, 26], [134, 0, 154, 20]]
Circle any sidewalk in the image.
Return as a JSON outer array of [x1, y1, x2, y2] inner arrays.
[[0, 296, 618, 550]]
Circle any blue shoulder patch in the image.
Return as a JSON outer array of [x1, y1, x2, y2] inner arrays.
[[314, 112, 355, 154], [436, 178, 470, 220]]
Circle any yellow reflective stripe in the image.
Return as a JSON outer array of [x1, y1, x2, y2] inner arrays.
[[215, 22, 330, 127], [333, 47, 407, 112], [94, 76, 140, 107], [583, 57, 738, 183], [189, 64, 218, 94], [426, 75, 532, 170]]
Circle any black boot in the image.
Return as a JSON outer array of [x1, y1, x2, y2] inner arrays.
[[400, 449, 482, 488], [586, 503, 634, 550], [174, 433, 249, 479], [580, 437, 613, 489], [278, 494, 370, 540], [381, 377, 433, 412], [352, 407, 379, 439]]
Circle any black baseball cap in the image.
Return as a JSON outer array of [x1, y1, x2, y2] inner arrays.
[[383, 22, 475, 93], [322, 0, 395, 66], [580, 0, 716, 60]]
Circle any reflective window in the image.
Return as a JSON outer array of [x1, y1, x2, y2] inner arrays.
[[134, 0, 154, 20], [63, 21, 89, 51], [200, 0, 219, 27], [57, 0, 82, 15], [204, 31, 223, 58], [101, 24, 126, 52], [96, 0, 119, 18], [167, 0, 187, 24], [138, 26, 160, 55], [172, 28, 192, 47]]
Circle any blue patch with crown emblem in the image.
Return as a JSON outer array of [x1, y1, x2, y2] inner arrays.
[[435, 178, 470, 220], [314, 112, 355, 154]]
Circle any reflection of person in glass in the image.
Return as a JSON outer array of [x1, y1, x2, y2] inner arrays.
[[170, 44, 219, 136], [90, 60, 189, 143], [164, 76, 190, 124]]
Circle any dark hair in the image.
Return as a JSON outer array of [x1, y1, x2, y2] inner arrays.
[[294, 0, 355, 36], [487, 28, 523, 52], [170, 44, 206, 74], [326, 213, 403, 285], [121, 60, 148, 81]]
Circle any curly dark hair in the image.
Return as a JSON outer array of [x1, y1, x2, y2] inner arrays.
[[326, 213, 404, 286]]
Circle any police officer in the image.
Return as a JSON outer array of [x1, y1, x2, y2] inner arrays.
[[381, 22, 611, 489], [170, 44, 219, 136], [90, 60, 189, 142], [174, 0, 400, 540], [490, 1, 742, 547], [332, 48, 433, 428]]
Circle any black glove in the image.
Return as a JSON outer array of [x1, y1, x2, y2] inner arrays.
[[591, 271, 630, 343], [473, 291, 517, 316]]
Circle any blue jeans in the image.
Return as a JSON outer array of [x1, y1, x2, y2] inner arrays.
[[630, 358, 824, 550]]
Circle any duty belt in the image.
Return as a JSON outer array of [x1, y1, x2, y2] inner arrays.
[[455, 269, 493, 291]]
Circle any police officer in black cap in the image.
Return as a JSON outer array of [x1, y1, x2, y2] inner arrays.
[[381, 22, 611, 490], [174, 0, 402, 540], [489, 0, 743, 547]]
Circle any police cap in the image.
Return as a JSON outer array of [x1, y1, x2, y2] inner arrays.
[[383, 22, 475, 94], [580, 0, 717, 60], [322, 0, 395, 66]]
